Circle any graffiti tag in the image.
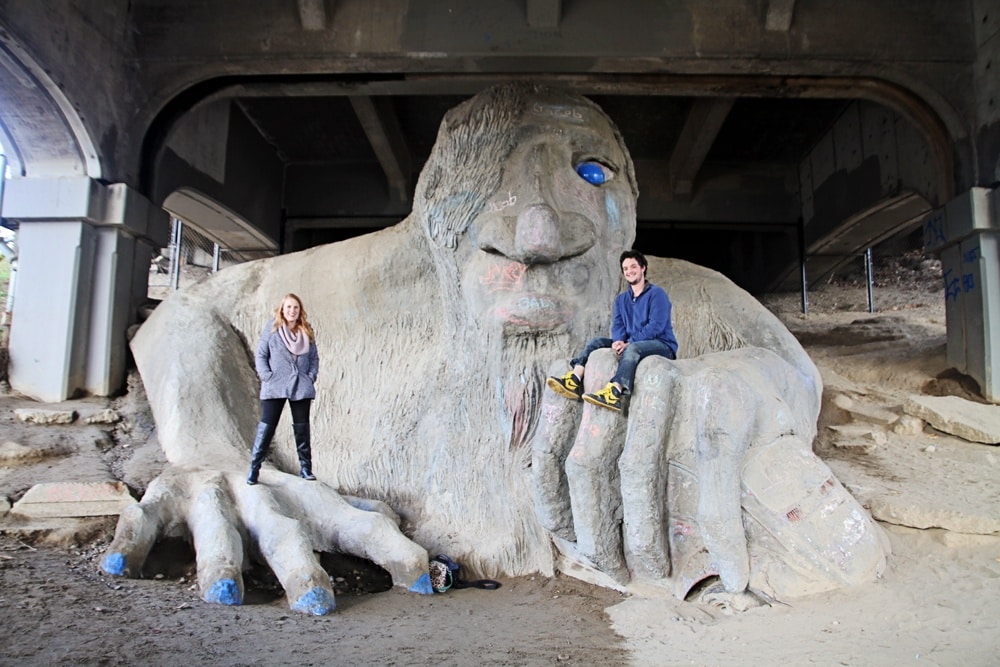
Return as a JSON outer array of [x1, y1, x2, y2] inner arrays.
[[486, 191, 517, 213], [923, 210, 946, 248], [531, 103, 584, 122]]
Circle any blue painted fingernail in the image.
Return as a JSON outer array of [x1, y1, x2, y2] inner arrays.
[[100, 552, 126, 576], [409, 572, 433, 595], [205, 579, 242, 606], [292, 587, 336, 615]]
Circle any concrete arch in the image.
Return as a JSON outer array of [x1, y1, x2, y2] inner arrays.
[[0, 29, 101, 179]]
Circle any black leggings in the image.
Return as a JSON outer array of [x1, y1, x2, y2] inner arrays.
[[260, 398, 311, 426]]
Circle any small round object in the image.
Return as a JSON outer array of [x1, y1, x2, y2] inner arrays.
[[576, 161, 607, 185]]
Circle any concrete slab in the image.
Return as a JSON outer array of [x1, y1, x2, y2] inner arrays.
[[845, 402, 899, 427], [867, 496, 1000, 535], [0, 515, 117, 547], [825, 432, 1000, 537], [9, 482, 135, 518], [15, 408, 76, 425], [830, 391, 899, 426], [0, 439, 74, 463], [903, 395, 1000, 444]]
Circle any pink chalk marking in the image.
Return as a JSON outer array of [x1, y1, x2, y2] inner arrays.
[[480, 260, 527, 292]]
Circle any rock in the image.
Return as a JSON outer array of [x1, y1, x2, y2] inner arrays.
[[892, 414, 925, 436], [828, 423, 887, 450], [81, 408, 121, 425], [832, 394, 854, 410], [9, 482, 135, 518], [903, 395, 1000, 444], [15, 408, 76, 425], [0, 496, 10, 516]]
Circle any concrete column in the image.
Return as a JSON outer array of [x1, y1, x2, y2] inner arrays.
[[9, 220, 96, 400], [1, 177, 168, 402], [923, 187, 1000, 403], [86, 225, 155, 396]]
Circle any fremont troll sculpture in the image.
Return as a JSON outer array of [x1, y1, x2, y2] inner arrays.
[[102, 83, 889, 614]]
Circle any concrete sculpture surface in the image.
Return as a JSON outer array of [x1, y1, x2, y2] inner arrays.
[[101, 83, 889, 613]]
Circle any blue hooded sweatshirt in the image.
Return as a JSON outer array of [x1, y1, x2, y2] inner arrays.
[[610, 282, 678, 357]]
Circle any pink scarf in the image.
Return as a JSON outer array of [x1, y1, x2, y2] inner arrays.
[[278, 324, 310, 356]]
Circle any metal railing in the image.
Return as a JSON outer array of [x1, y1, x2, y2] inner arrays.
[[149, 217, 249, 299]]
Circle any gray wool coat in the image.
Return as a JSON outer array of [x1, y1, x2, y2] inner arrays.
[[255, 320, 319, 401]]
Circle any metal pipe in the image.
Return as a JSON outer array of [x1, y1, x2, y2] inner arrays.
[[864, 247, 875, 313], [169, 217, 183, 291], [212, 244, 221, 273], [798, 218, 809, 314]]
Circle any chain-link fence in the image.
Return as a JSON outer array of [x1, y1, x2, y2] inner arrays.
[[148, 218, 251, 300]]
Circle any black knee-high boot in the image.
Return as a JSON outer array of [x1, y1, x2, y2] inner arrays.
[[247, 421, 277, 485], [293, 422, 316, 480]]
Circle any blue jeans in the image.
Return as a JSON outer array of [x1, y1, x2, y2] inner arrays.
[[570, 337, 676, 394]]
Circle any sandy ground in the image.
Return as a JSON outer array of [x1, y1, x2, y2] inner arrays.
[[1, 259, 999, 666]]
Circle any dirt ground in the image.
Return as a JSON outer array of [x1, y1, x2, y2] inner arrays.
[[1, 250, 999, 666]]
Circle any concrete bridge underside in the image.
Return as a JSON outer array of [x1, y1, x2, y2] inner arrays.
[[0, 0, 997, 402]]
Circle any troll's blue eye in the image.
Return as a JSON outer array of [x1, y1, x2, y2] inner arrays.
[[576, 161, 612, 185]]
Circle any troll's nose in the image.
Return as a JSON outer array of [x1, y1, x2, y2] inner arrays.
[[514, 204, 561, 264]]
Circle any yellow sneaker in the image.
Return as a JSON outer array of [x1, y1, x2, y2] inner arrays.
[[546, 370, 584, 401], [583, 383, 623, 412]]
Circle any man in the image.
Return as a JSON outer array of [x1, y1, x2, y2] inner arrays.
[[547, 250, 678, 412]]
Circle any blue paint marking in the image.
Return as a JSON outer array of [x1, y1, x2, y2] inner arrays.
[[291, 587, 336, 615], [605, 194, 620, 229], [944, 268, 961, 302], [923, 211, 946, 247], [428, 190, 481, 246], [205, 579, 242, 606], [409, 572, 434, 595], [944, 266, 980, 301], [100, 553, 126, 576]]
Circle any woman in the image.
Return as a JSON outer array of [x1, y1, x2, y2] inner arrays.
[[247, 293, 320, 485]]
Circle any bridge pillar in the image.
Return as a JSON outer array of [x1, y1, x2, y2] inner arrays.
[[923, 186, 1000, 403], [1, 177, 168, 402]]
